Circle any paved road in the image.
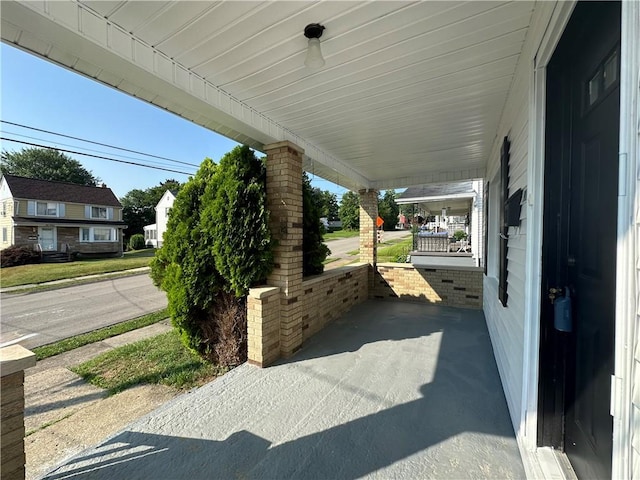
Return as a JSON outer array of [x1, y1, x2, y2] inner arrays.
[[0, 274, 167, 350]]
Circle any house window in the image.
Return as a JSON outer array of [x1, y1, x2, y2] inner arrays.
[[93, 228, 112, 241], [91, 206, 107, 219], [37, 202, 58, 216], [2, 227, 7, 243], [80, 227, 118, 242]]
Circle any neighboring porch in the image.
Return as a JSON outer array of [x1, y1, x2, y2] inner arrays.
[[41, 300, 524, 479]]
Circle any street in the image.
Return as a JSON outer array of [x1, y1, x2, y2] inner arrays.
[[0, 231, 410, 350], [0, 274, 167, 350]]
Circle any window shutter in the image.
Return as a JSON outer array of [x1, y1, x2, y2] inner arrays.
[[85, 205, 91, 218], [498, 136, 510, 307], [107, 207, 113, 220], [484, 181, 489, 275], [28, 201, 35, 216], [59, 203, 65, 218]]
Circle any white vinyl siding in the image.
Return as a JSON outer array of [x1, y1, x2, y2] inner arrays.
[[481, 0, 558, 437]]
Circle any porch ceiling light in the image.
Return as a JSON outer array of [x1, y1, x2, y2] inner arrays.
[[304, 23, 326, 69]]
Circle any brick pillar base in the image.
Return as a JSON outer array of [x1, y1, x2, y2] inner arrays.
[[359, 189, 378, 292], [1, 345, 36, 480], [265, 141, 304, 359]]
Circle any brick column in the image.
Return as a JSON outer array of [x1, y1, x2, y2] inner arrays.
[[359, 189, 378, 292], [1, 345, 36, 480], [359, 189, 378, 265], [264, 141, 304, 358]]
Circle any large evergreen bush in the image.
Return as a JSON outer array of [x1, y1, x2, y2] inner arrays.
[[150, 147, 273, 365], [302, 173, 330, 276]]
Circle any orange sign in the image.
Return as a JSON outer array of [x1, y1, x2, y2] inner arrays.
[[376, 216, 384, 227]]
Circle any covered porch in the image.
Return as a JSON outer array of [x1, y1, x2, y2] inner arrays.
[[41, 300, 524, 479]]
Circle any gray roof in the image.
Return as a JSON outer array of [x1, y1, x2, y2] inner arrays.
[[2, 174, 122, 207], [397, 181, 475, 201]]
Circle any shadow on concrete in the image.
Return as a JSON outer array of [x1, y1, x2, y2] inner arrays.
[[43, 301, 524, 479], [25, 389, 107, 417]]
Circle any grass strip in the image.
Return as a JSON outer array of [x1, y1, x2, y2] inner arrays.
[[26, 413, 73, 437], [322, 257, 339, 265], [0, 249, 155, 288], [32, 309, 169, 361], [323, 230, 359, 241], [72, 330, 227, 395]]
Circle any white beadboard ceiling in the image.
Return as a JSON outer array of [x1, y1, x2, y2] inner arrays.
[[0, 0, 535, 191]]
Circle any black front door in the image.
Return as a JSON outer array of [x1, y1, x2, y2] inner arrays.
[[539, 2, 620, 479]]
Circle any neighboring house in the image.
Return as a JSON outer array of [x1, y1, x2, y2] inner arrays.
[[143, 189, 176, 248], [397, 181, 482, 261], [0, 174, 126, 256]]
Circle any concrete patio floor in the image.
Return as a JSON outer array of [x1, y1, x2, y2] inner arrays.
[[42, 300, 525, 479]]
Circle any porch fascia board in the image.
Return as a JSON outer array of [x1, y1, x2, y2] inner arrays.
[[370, 167, 485, 191], [396, 192, 476, 205]]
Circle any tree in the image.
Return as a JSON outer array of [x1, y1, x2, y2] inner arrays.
[[313, 188, 339, 221], [378, 190, 399, 231], [1, 147, 100, 186], [304, 175, 331, 276], [150, 146, 273, 365], [121, 179, 182, 242], [339, 191, 360, 230]]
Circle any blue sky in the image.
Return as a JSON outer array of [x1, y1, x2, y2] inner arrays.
[[0, 43, 347, 200]]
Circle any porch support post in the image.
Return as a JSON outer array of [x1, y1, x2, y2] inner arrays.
[[359, 189, 378, 290], [1, 345, 36, 480], [264, 141, 304, 359]]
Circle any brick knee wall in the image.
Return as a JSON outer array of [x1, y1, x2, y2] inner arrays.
[[373, 263, 483, 309], [247, 264, 369, 367], [300, 264, 369, 341]]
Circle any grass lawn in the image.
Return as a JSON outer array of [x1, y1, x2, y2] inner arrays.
[[377, 238, 413, 263], [324, 230, 359, 241], [33, 309, 169, 360], [72, 330, 227, 395], [0, 249, 155, 288]]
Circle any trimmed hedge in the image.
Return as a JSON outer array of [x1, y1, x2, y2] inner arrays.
[[1, 245, 41, 268]]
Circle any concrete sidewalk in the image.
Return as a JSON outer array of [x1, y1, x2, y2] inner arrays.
[[24, 319, 176, 480], [40, 301, 525, 479]]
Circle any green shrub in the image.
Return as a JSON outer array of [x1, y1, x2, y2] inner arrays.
[[1, 245, 41, 268], [453, 230, 468, 241], [302, 173, 330, 276], [150, 147, 273, 365], [128, 234, 146, 251]]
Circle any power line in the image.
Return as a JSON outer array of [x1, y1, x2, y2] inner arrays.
[[3, 130, 192, 170], [0, 137, 194, 176], [1, 120, 200, 168]]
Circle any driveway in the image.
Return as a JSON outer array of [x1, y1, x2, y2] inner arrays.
[[42, 300, 524, 479]]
